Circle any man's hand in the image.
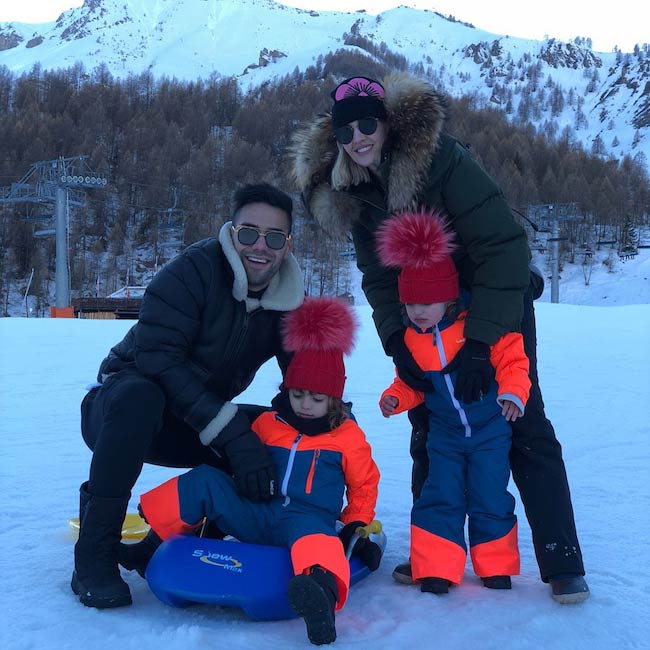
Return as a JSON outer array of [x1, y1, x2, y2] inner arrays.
[[339, 521, 382, 571], [442, 338, 494, 403], [210, 411, 277, 502], [386, 331, 431, 392], [380, 395, 399, 418]]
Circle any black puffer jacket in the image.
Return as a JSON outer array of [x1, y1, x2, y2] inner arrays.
[[97, 225, 304, 438]]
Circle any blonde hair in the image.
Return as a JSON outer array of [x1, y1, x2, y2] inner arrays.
[[330, 142, 372, 190]]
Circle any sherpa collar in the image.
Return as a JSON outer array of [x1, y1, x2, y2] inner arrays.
[[218, 222, 304, 313], [289, 72, 447, 236]]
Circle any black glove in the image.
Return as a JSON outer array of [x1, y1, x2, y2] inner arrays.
[[387, 331, 431, 392], [339, 521, 382, 571], [441, 338, 495, 403], [211, 411, 277, 502]]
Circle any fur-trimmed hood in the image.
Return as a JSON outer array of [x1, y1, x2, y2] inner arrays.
[[289, 72, 447, 236]]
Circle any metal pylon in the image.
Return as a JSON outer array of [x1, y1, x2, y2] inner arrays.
[[0, 156, 107, 312]]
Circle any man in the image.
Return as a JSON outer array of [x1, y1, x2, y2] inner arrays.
[[72, 183, 304, 609]]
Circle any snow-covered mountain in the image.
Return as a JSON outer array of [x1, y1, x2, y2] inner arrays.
[[0, 0, 648, 161]]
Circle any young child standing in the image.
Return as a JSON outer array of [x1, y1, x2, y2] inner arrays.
[[120, 297, 381, 645], [377, 210, 531, 595]]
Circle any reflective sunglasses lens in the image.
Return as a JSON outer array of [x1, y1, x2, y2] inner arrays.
[[358, 117, 378, 135], [237, 227, 260, 246], [264, 232, 287, 250], [334, 125, 354, 144]]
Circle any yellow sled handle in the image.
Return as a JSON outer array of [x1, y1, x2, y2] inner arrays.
[[68, 513, 150, 540], [355, 520, 382, 539], [345, 520, 384, 561]]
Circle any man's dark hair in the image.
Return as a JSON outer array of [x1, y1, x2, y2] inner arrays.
[[232, 183, 293, 232]]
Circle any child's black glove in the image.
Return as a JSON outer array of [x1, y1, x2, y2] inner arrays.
[[210, 411, 277, 502], [387, 331, 431, 392], [339, 521, 382, 571], [442, 338, 495, 403]]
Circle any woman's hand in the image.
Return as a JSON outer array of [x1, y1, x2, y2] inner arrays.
[[380, 395, 399, 418]]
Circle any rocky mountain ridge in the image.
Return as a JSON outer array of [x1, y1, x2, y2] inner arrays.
[[0, 0, 648, 161]]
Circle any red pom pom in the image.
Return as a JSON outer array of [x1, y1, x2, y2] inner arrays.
[[376, 209, 456, 270], [282, 297, 358, 356]]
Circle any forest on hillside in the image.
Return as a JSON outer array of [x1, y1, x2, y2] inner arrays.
[[0, 45, 648, 315]]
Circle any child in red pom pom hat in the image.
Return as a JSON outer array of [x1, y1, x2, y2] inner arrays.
[[126, 297, 381, 646], [376, 209, 531, 595]]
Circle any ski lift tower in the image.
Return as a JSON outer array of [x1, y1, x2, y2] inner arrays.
[[526, 203, 582, 303], [0, 156, 107, 317]]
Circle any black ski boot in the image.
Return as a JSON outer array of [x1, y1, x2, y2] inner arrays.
[[421, 577, 451, 594], [71, 482, 132, 608], [288, 566, 338, 645], [549, 574, 590, 604], [118, 528, 162, 578], [482, 575, 512, 590], [392, 560, 415, 585]]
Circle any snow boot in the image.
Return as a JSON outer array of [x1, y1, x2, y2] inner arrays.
[[420, 577, 451, 595], [482, 575, 512, 590], [549, 574, 590, 604], [118, 528, 163, 578], [71, 482, 132, 608], [392, 560, 415, 585], [288, 566, 338, 645]]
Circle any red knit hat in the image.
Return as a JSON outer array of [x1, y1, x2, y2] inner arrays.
[[376, 209, 458, 304], [282, 297, 358, 399]]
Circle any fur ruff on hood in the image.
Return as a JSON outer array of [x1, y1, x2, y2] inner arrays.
[[289, 72, 447, 237]]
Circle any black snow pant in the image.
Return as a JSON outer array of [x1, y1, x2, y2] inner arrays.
[[407, 281, 585, 582], [80, 369, 268, 500]]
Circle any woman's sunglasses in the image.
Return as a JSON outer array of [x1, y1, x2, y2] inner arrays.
[[333, 117, 379, 145], [231, 224, 290, 250]]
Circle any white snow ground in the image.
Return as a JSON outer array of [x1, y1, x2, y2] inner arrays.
[[0, 249, 649, 650]]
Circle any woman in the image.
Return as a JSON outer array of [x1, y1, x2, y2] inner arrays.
[[289, 73, 588, 603]]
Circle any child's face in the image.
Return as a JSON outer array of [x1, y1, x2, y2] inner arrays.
[[288, 389, 330, 419], [405, 302, 447, 331]]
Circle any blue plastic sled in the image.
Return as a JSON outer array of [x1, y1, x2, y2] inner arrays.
[[146, 533, 386, 621]]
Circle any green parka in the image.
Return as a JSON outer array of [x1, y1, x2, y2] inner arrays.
[[290, 72, 531, 347]]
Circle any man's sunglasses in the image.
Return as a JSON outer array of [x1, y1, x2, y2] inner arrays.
[[333, 117, 379, 145], [231, 224, 290, 250]]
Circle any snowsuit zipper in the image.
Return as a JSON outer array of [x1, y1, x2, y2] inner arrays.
[[281, 434, 302, 506], [434, 325, 472, 438]]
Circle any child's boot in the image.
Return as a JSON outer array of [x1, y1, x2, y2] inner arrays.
[[288, 566, 338, 645], [118, 528, 162, 578], [482, 575, 512, 590], [421, 577, 451, 594]]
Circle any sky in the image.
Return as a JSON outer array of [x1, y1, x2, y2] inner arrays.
[[0, 0, 647, 53], [0, 247, 649, 650]]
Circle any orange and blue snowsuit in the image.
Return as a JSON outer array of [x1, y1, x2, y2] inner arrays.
[[381, 308, 530, 585], [139, 400, 379, 609]]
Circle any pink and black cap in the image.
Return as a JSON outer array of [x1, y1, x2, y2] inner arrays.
[[330, 76, 388, 129]]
